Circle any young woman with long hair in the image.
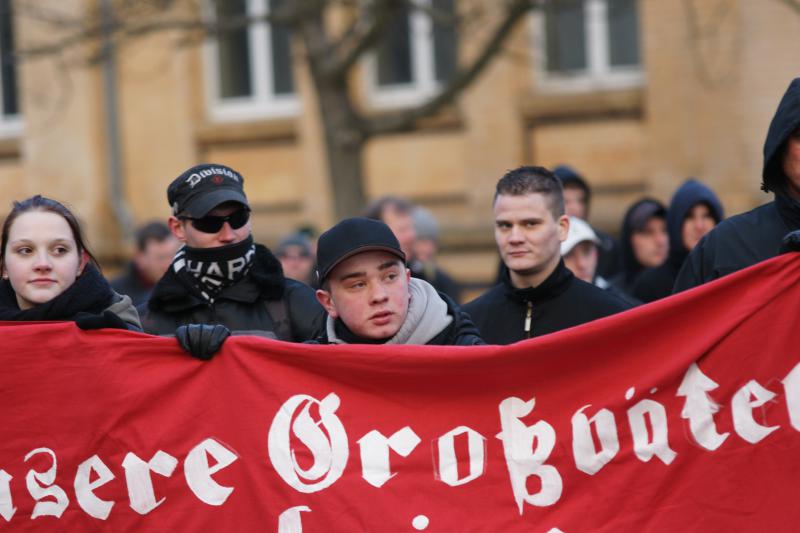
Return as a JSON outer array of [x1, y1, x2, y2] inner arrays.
[[0, 195, 141, 330]]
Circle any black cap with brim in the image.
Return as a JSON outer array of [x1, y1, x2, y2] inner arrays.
[[316, 217, 406, 284], [181, 188, 249, 218], [167, 163, 249, 217]]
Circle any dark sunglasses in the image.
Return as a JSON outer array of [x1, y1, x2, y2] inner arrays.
[[180, 208, 250, 233]]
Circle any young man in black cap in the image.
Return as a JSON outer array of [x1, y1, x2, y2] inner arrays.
[[464, 166, 631, 345], [312, 217, 482, 345], [140, 163, 325, 358]]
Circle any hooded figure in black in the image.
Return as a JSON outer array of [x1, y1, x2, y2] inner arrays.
[[610, 198, 668, 297], [632, 179, 723, 303], [674, 78, 800, 292]]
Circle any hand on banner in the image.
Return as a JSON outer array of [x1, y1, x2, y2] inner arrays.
[[780, 230, 800, 254], [175, 324, 230, 360], [75, 310, 129, 331]]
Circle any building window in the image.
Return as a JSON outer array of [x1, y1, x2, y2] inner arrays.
[[0, 0, 20, 134], [368, 0, 458, 108], [533, 0, 642, 91], [205, 0, 298, 121]]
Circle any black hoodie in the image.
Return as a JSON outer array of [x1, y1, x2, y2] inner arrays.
[[633, 179, 723, 302], [674, 78, 800, 292], [609, 198, 667, 296]]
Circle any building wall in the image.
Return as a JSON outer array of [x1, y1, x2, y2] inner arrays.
[[3, 0, 800, 285]]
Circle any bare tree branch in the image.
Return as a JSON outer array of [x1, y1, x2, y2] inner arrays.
[[776, 0, 800, 14], [363, 0, 534, 136], [323, 0, 401, 80]]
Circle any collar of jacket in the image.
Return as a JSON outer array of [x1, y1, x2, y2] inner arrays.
[[147, 243, 285, 312], [501, 258, 574, 305]]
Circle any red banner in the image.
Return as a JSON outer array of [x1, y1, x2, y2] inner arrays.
[[1, 254, 800, 532]]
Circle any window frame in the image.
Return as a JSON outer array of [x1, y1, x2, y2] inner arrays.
[[365, 0, 454, 109], [203, 0, 299, 122], [0, 0, 21, 137], [530, 0, 643, 93]]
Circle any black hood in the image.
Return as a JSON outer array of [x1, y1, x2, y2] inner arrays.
[[666, 179, 724, 263], [619, 197, 667, 280], [763, 78, 800, 193]]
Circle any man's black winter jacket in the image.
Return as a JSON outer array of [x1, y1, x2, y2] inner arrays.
[[463, 260, 631, 345], [140, 244, 325, 341]]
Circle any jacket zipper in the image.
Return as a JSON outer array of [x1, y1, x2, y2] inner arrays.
[[524, 301, 532, 339]]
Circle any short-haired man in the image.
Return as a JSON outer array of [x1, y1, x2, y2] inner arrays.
[[140, 163, 325, 357], [313, 217, 482, 345], [464, 166, 631, 345], [111, 221, 180, 307]]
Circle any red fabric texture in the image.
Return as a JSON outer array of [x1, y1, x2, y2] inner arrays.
[[1, 254, 800, 532]]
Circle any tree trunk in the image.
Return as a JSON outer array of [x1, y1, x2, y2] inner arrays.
[[315, 81, 368, 220], [300, 11, 369, 221]]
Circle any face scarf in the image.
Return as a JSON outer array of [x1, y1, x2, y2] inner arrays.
[[172, 235, 256, 304], [0, 264, 113, 321]]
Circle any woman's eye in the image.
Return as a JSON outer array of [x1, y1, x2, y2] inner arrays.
[[15, 247, 31, 255], [53, 246, 69, 255]]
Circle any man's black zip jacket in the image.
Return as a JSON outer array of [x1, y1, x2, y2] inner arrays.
[[463, 259, 632, 345]]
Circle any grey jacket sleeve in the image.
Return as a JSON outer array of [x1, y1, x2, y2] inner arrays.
[[106, 292, 143, 331]]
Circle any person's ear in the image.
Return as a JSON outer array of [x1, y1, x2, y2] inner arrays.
[[168, 216, 187, 243], [315, 289, 338, 319], [558, 215, 570, 242], [77, 250, 89, 275]]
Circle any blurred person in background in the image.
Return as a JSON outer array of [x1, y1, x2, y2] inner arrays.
[[553, 165, 621, 279], [675, 78, 800, 291], [464, 166, 630, 345], [364, 196, 417, 259], [365, 195, 460, 301], [111, 221, 179, 307], [409, 206, 461, 302], [275, 232, 316, 288], [561, 216, 607, 287], [611, 198, 668, 296], [633, 179, 723, 303], [0, 195, 140, 330]]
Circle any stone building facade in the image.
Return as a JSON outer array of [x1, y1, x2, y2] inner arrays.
[[0, 0, 797, 287]]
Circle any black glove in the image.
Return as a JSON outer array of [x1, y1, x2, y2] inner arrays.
[[780, 230, 800, 254], [75, 310, 129, 331], [175, 324, 230, 361]]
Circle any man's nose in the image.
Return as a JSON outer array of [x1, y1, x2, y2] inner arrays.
[[217, 222, 236, 243], [508, 225, 524, 241], [369, 282, 389, 303]]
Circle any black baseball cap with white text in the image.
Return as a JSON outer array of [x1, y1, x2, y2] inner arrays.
[[167, 163, 249, 218]]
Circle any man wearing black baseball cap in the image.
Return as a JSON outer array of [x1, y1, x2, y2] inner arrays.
[[312, 217, 482, 345], [140, 163, 325, 357]]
